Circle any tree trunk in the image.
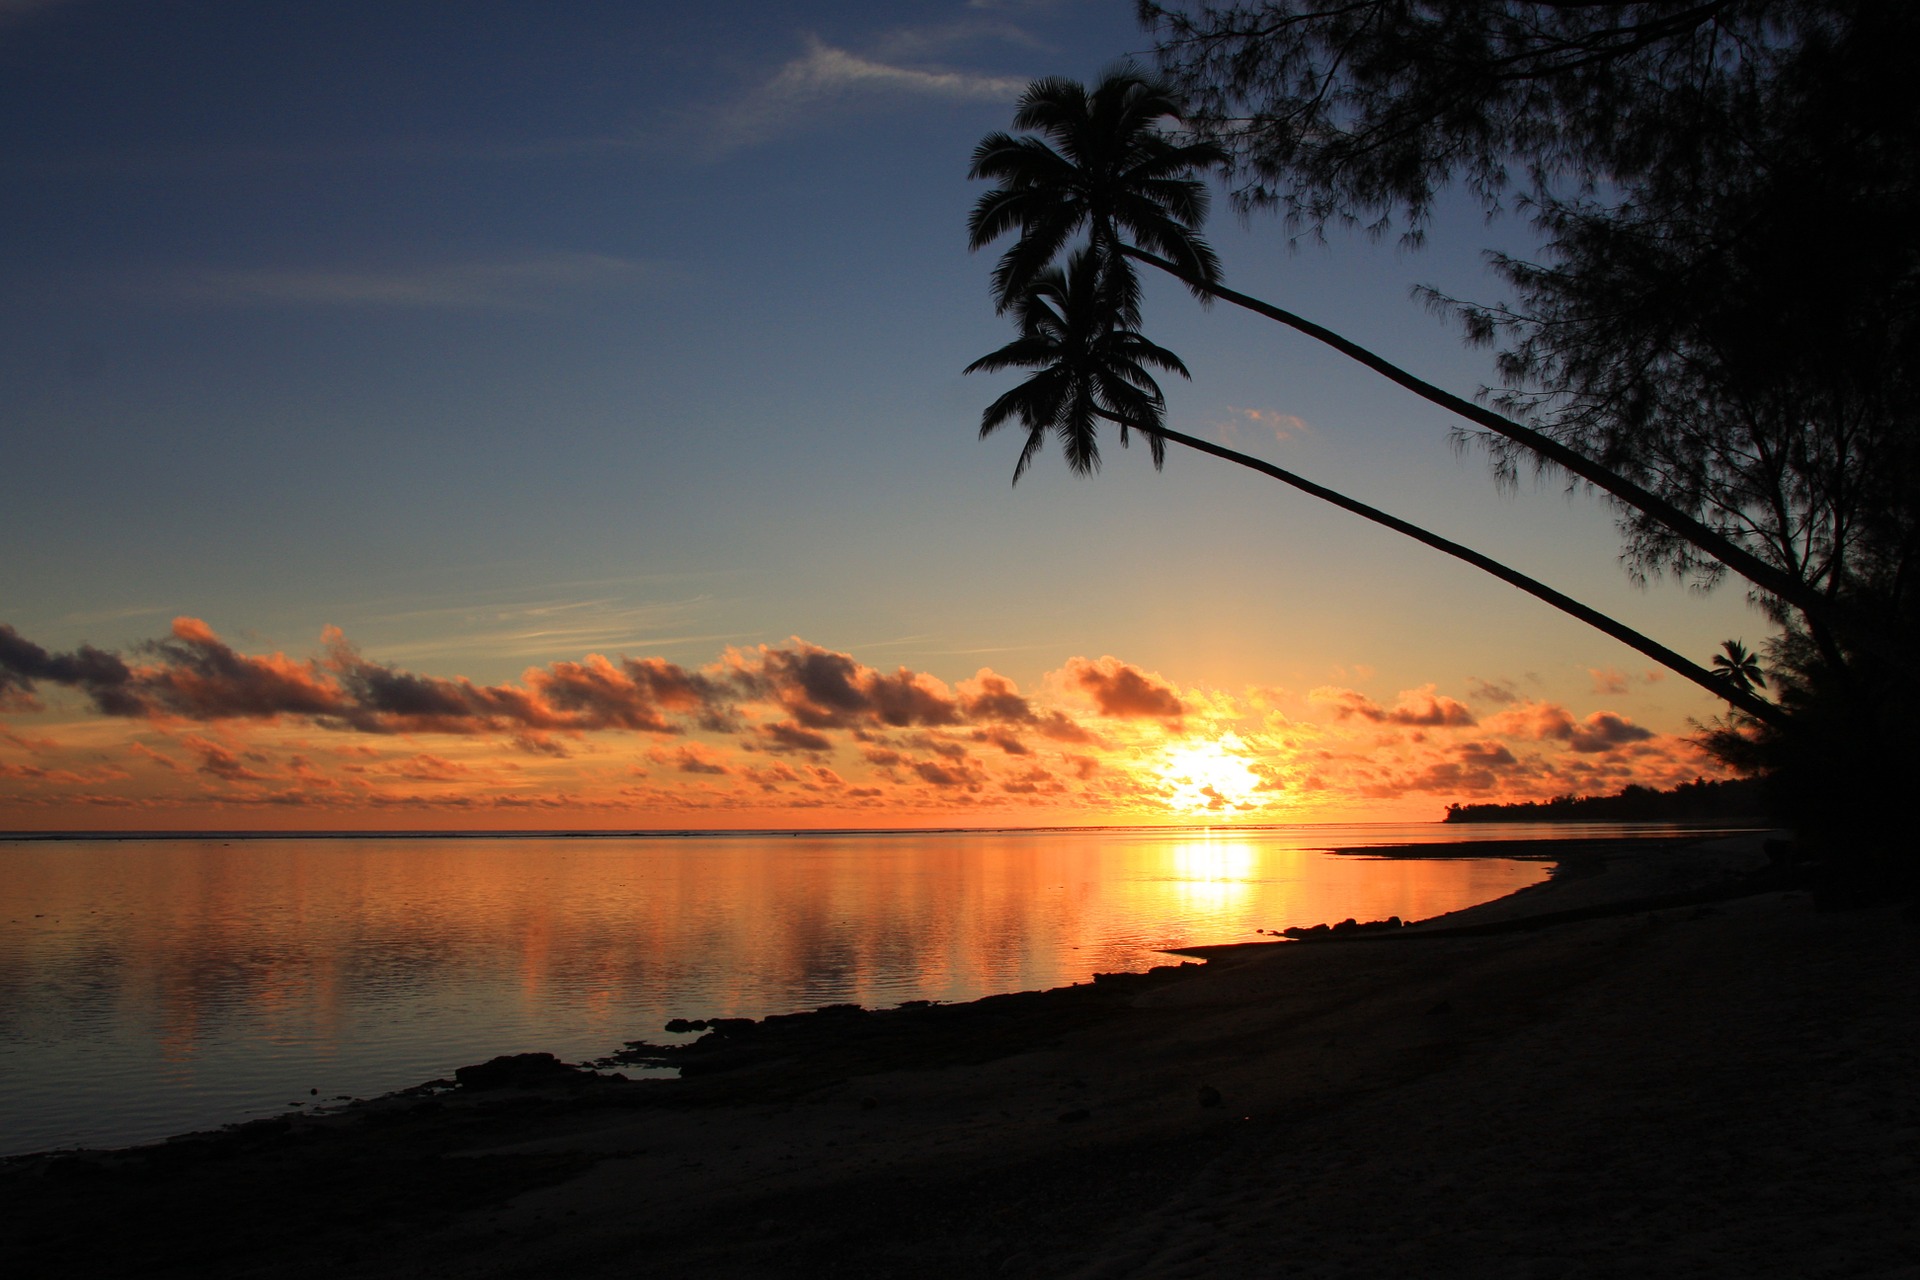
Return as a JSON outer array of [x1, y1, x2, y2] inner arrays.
[[1120, 244, 1838, 642], [1118, 413, 1785, 725]]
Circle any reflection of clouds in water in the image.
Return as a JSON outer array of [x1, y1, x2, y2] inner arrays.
[[0, 829, 1553, 1155]]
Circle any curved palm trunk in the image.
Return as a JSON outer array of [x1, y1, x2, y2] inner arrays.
[[1121, 414, 1786, 725], [1119, 244, 1837, 638]]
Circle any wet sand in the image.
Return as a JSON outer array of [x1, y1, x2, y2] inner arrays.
[[4, 834, 1915, 1278]]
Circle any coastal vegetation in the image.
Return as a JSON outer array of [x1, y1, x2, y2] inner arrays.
[[965, 2, 1917, 888], [1443, 777, 1769, 825]]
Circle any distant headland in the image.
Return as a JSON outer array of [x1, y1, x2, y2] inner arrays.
[[1444, 776, 1768, 825]]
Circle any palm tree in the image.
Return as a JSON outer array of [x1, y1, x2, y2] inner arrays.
[[967, 67, 1224, 319], [966, 252, 1785, 727], [1712, 640, 1768, 695], [967, 69, 1840, 643], [963, 248, 1186, 482]]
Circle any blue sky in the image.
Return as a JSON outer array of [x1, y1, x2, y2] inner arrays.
[[0, 1, 1765, 826]]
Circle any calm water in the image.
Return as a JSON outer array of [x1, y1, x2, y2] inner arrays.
[[0, 823, 1627, 1157]]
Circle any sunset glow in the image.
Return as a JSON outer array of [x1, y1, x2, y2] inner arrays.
[[1158, 737, 1264, 814], [0, 3, 1760, 833], [0, 617, 1731, 830]]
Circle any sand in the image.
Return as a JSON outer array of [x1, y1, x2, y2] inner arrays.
[[4, 834, 1915, 1278]]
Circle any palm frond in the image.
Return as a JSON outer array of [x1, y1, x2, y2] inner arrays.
[[967, 65, 1225, 310], [965, 249, 1187, 484]]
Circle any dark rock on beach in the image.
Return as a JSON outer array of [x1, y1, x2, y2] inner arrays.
[[453, 1053, 595, 1092]]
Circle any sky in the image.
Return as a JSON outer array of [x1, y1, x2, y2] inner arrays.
[[0, 0, 1769, 831]]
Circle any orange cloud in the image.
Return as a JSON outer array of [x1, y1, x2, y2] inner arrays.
[[1465, 676, 1520, 704], [729, 640, 961, 731], [1065, 657, 1185, 719], [1484, 700, 1654, 752], [179, 733, 271, 783], [651, 743, 733, 776], [1310, 684, 1475, 727], [0, 616, 1738, 829], [1566, 711, 1655, 753], [387, 753, 473, 782], [756, 721, 833, 754], [1589, 666, 1630, 695]]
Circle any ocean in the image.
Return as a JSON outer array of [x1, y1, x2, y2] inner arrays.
[[0, 823, 1677, 1157]]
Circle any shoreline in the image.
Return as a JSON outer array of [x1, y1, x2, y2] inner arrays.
[[7, 831, 1915, 1277], [4, 831, 1714, 1157]]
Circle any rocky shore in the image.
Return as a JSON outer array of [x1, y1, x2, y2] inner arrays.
[[4, 834, 1915, 1278]]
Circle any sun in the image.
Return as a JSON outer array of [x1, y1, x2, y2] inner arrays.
[[1158, 735, 1263, 814]]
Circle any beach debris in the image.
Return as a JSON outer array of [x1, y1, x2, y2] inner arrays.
[[1197, 1084, 1223, 1109], [1057, 1108, 1090, 1124]]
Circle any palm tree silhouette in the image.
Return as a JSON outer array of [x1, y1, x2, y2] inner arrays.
[[966, 246, 1784, 726], [964, 248, 1187, 482], [1712, 640, 1768, 695], [967, 68, 1837, 640], [968, 68, 1224, 319]]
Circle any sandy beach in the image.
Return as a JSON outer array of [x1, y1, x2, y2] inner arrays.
[[5, 834, 1915, 1278]]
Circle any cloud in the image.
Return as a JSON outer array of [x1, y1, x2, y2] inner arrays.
[[147, 618, 352, 720], [1313, 687, 1389, 721], [1309, 684, 1475, 727], [1000, 764, 1062, 796], [713, 36, 1026, 149], [1567, 711, 1655, 753], [327, 629, 737, 737], [957, 670, 1032, 722], [1589, 666, 1630, 695], [1032, 711, 1095, 743], [1485, 700, 1578, 741], [757, 721, 834, 754], [1221, 407, 1310, 445], [1383, 685, 1478, 727], [181, 734, 270, 783], [525, 651, 734, 734], [1466, 677, 1519, 704], [1066, 657, 1185, 719], [910, 758, 984, 790], [729, 640, 962, 731], [4, 622, 1115, 792], [1454, 741, 1520, 769], [653, 743, 732, 776], [172, 254, 652, 310], [0, 617, 1721, 822], [1, 622, 134, 709], [387, 753, 471, 782], [1, 723, 60, 752], [1, 616, 734, 740], [973, 728, 1030, 755], [126, 741, 181, 771], [1483, 700, 1654, 753], [957, 670, 1095, 744]]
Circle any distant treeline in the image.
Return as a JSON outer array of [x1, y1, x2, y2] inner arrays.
[[1444, 776, 1769, 824]]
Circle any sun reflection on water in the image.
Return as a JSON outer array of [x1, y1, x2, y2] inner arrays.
[[0, 828, 1562, 1155], [1165, 837, 1261, 908]]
